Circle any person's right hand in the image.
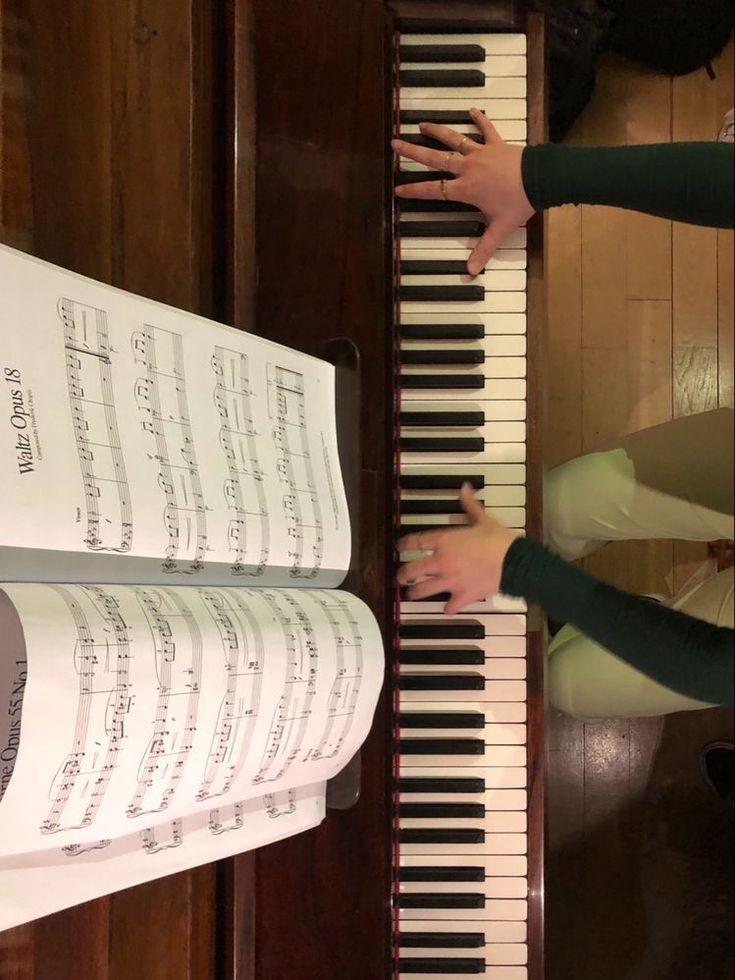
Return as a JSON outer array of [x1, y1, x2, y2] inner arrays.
[[392, 108, 535, 275]]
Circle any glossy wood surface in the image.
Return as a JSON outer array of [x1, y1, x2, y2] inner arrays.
[[1, 1, 544, 977]]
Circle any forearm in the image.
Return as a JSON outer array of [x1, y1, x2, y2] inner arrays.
[[500, 536, 734, 707], [522, 142, 734, 229]]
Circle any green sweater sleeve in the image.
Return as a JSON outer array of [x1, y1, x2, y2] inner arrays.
[[521, 142, 734, 229], [500, 536, 734, 708]]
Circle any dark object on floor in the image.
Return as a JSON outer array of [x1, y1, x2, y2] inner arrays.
[[548, 0, 617, 141], [548, 0, 734, 140], [608, 0, 734, 76], [701, 742, 734, 802]]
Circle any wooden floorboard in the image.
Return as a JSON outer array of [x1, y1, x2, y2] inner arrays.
[[545, 43, 734, 980]]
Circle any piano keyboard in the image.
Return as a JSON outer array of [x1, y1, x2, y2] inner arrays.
[[394, 27, 531, 980]]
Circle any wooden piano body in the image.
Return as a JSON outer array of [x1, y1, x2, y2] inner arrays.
[[0, 1, 544, 977]]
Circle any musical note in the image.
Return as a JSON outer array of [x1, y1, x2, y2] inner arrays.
[[58, 298, 133, 553]]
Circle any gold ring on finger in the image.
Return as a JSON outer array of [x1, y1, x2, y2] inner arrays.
[[458, 135, 470, 152], [440, 178, 448, 201], [445, 150, 456, 171]]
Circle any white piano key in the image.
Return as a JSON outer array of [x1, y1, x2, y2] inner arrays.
[[404, 442, 525, 465], [400, 641, 527, 664], [399, 854, 528, 876], [401, 946, 528, 968], [401, 612, 527, 636], [402, 359, 526, 382], [399, 878, 527, 899], [397, 917, 527, 943], [399, 506, 525, 528], [400, 310, 527, 336], [398, 700, 527, 723], [400, 461, 527, 488], [401, 483, 526, 506], [401, 599, 526, 618], [399, 681, 526, 705], [399, 834, 527, 858], [399, 33, 527, 55], [400, 269, 527, 292], [401, 420, 526, 445], [399, 899, 527, 922], [402, 343, 526, 366], [401, 248, 527, 272], [399, 724, 526, 745], [400, 746, 527, 771], [400, 809, 526, 832], [400, 378, 526, 402], [402, 78, 527, 101], [400, 116, 526, 151], [398, 969, 527, 980], [400, 231, 526, 253], [401, 765, 528, 790], [401, 292, 526, 315]]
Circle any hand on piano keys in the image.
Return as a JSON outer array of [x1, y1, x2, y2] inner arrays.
[[398, 483, 519, 614], [392, 108, 535, 276]]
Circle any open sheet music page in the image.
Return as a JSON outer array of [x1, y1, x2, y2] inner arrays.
[[0, 782, 326, 933], [0, 244, 351, 587], [0, 582, 383, 857]]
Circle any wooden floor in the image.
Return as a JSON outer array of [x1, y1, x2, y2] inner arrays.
[[544, 43, 734, 980]]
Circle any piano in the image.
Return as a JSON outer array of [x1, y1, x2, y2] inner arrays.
[[0, 1, 544, 978]]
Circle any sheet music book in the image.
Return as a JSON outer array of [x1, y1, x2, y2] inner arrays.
[[0, 243, 384, 931]]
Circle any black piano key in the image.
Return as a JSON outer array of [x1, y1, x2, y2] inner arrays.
[[399, 674, 486, 692], [400, 620, 485, 639], [401, 109, 485, 126], [400, 437, 485, 453], [399, 220, 486, 238], [400, 411, 485, 427], [401, 259, 478, 276], [399, 802, 486, 819], [398, 865, 486, 882], [398, 44, 485, 64], [400, 69, 485, 88], [399, 710, 485, 729], [400, 285, 485, 303], [396, 892, 486, 910], [400, 349, 484, 366], [398, 957, 486, 975], [398, 198, 480, 214], [400, 473, 484, 491], [399, 646, 485, 666], [402, 590, 453, 604], [398, 777, 486, 795], [398, 931, 486, 949], [398, 737, 485, 755], [401, 374, 485, 392], [401, 499, 468, 515], [400, 133, 484, 151], [400, 322, 484, 340]]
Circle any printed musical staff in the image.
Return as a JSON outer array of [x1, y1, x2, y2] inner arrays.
[[211, 346, 271, 575], [126, 589, 203, 817], [140, 818, 183, 854], [41, 586, 133, 834], [132, 325, 208, 572], [208, 801, 244, 835], [195, 588, 266, 801], [267, 364, 324, 578], [304, 592, 365, 762], [58, 298, 133, 553], [264, 787, 297, 819]]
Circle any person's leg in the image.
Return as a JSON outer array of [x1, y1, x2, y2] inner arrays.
[[545, 408, 734, 561], [547, 567, 734, 719]]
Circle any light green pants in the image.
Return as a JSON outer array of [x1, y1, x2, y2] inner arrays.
[[544, 408, 734, 720]]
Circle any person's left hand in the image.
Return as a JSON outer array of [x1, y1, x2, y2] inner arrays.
[[397, 483, 519, 614]]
